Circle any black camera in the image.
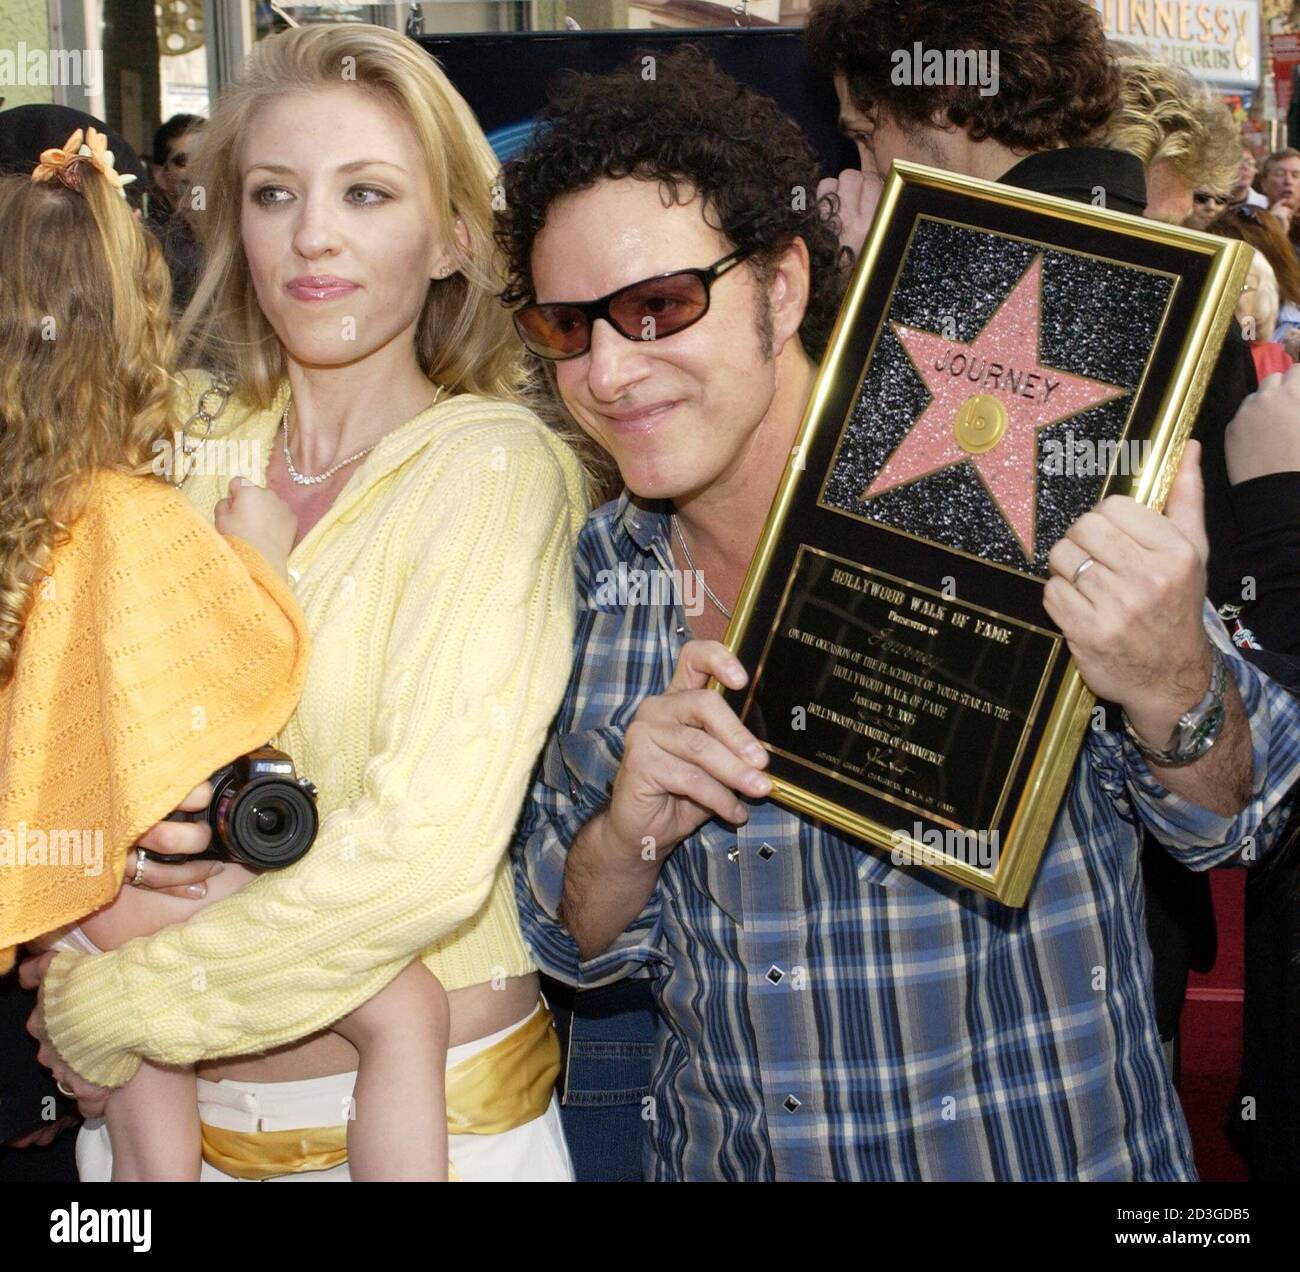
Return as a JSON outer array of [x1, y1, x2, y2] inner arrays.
[[151, 746, 319, 871]]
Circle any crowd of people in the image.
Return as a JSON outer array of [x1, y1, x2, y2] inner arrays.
[[0, 0, 1297, 1185]]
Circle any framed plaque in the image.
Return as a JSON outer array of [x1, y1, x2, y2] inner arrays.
[[720, 161, 1252, 906]]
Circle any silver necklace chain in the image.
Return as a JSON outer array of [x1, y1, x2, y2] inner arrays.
[[280, 386, 444, 486], [671, 513, 733, 620]]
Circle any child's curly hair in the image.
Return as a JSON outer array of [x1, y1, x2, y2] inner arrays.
[[0, 167, 177, 685]]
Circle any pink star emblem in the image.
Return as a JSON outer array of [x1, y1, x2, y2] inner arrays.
[[862, 254, 1129, 559]]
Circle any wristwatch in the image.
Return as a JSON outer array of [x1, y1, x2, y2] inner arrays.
[[1121, 644, 1228, 767]]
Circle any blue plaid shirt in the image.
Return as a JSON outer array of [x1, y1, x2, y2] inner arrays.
[[512, 493, 1300, 1181]]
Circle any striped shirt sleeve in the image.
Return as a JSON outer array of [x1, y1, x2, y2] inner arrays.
[[512, 538, 669, 988], [1093, 604, 1300, 869]]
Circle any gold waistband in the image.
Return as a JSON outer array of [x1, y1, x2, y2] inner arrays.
[[200, 1004, 561, 1181]]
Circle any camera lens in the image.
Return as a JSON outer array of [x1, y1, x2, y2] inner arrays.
[[223, 781, 318, 870], [255, 805, 286, 837]]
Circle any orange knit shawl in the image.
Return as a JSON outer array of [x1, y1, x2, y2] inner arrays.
[[0, 470, 309, 970]]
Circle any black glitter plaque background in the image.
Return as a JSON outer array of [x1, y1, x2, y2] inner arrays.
[[819, 220, 1176, 577]]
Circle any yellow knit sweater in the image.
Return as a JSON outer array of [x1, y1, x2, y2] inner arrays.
[[40, 373, 586, 1088]]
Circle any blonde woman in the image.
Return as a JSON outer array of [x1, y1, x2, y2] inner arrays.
[[1234, 249, 1292, 380], [21, 23, 587, 1182], [1, 140, 451, 1182]]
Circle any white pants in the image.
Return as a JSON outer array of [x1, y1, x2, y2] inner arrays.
[[76, 1005, 574, 1182], [46, 925, 103, 956]]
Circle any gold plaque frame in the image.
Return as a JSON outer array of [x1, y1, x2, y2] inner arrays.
[[718, 161, 1253, 906]]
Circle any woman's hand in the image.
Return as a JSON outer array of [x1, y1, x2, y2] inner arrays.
[[12, 779, 219, 1117], [214, 477, 297, 577], [17, 959, 113, 1119], [1225, 361, 1300, 484], [129, 780, 221, 898]]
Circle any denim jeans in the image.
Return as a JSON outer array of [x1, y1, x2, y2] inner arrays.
[[541, 974, 658, 1182]]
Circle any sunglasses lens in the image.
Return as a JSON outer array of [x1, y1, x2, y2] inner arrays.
[[514, 305, 590, 360], [610, 274, 708, 341], [515, 269, 715, 359]]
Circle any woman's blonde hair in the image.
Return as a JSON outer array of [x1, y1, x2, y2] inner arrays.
[[1101, 55, 1242, 196], [0, 169, 177, 686], [180, 24, 523, 406]]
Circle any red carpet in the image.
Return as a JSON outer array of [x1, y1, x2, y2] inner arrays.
[[1179, 868, 1248, 1182]]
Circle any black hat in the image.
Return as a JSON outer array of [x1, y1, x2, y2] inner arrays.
[[0, 104, 148, 203]]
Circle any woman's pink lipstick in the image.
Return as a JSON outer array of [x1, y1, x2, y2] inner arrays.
[[287, 276, 359, 302]]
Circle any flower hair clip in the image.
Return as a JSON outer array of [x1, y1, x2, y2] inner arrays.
[[31, 127, 137, 199]]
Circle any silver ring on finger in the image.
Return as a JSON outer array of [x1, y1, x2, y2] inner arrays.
[[130, 851, 147, 888], [1071, 556, 1096, 587]]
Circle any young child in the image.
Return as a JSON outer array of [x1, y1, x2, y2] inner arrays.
[[0, 130, 450, 1181]]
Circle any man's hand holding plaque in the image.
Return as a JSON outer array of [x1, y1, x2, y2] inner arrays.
[[561, 644, 770, 961], [1044, 441, 1213, 745], [613, 644, 771, 845]]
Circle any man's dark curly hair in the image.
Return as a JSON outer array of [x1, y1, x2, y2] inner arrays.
[[496, 45, 846, 363], [805, 0, 1119, 153]]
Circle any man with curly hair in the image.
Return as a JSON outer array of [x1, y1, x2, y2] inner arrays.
[[807, 0, 1274, 1101], [501, 44, 848, 1181], [504, 44, 1300, 1181], [806, 0, 1128, 249]]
